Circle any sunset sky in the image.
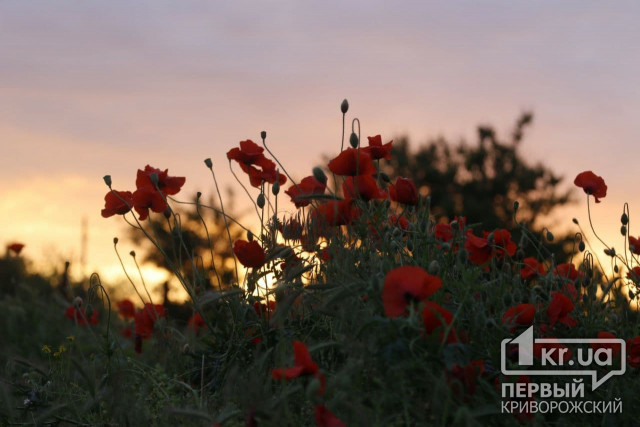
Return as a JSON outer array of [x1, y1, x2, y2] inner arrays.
[[2, 1, 639, 298]]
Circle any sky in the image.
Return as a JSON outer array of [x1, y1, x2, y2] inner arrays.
[[2, 0, 639, 298]]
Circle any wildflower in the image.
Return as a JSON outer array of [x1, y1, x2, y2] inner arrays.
[[435, 223, 454, 242], [8, 242, 25, 255], [591, 331, 620, 357], [42, 345, 52, 354], [285, 176, 326, 208], [272, 341, 319, 380], [362, 135, 393, 160], [253, 300, 276, 316], [226, 140, 267, 166], [389, 177, 418, 206], [502, 304, 535, 332], [53, 345, 66, 357], [342, 175, 386, 201], [382, 266, 442, 317], [520, 257, 545, 279], [553, 263, 581, 282], [243, 162, 287, 188], [65, 306, 99, 326], [187, 313, 207, 332], [327, 148, 376, 176], [627, 266, 640, 283], [629, 236, 640, 255], [101, 190, 134, 218], [388, 213, 410, 230], [117, 299, 136, 319], [421, 301, 457, 343], [464, 231, 492, 265], [574, 171, 607, 203], [233, 240, 266, 269], [447, 360, 484, 398], [627, 337, 640, 368], [315, 405, 346, 427], [132, 186, 168, 220], [311, 199, 354, 227], [547, 292, 577, 327], [134, 303, 166, 339], [135, 165, 185, 196], [487, 229, 517, 259]]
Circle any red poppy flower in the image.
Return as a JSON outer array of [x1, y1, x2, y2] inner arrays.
[[65, 306, 99, 326], [315, 405, 346, 427], [421, 301, 457, 343], [132, 186, 168, 220], [547, 292, 577, 327], [243, 161, 287, 188], [311, 199, 354, 227], [318, 248, 331, 262], [574, 171, 607, 203], [591, 331, 620, 357], [101, 190, 133, 218], [534, 338, 572, 363], [502, 304, 535, 332], [134, 303, 166, 338], [627, 266, 640, 283], [464, 231, 492, 265], [327, 148, 376, 176], [389, 177, 418, 205], [553, 263, 581, 282], [447, 360, 484, 398], [629, 236, 640, 255], [188, 313, 207, 332], [233, 240, 266, 269], [227, 140, 266, 166], [488, 229, 517, 258], [7, 242, 25, 255], [435, 223, 454, 242], [362, 135, 393, 160], [272, 341, 319, 380], [342, 175, 386, 201], [254, 300, 276, 316], [382, 266, 442, 317], [627, 337, 640, 368], [285, 176, 326, 208], [135, 165, 185, 196], [521, 257, 546, 280], [388, 213, 410, 230], [117, 299, 136, 319]]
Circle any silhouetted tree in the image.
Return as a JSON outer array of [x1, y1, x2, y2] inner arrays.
[[384, 112, 577, 260]]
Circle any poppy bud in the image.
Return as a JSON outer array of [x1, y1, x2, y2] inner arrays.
[[441, 242, 451, 252], [546, 231, 554, 242], [312, 167, 328, 185], [113, 237, 119, 244], [428, 260, 440, 275], [196, 191, 202, 200], [257, 193, 265, 209], [272, 176, 280, 195], [130, 251, 136, 257], [450, 220, 459, 230], [73, 296, 83, 308], [349, 132, 359, 148], [247, 230, 254, 242], [629, 290, 635, 300], [622, 213, 629, 225], [379, 172, 391, 183], [572, 218, 579, 225], [578, 241, 585, 252], [614, 264, 619, 273], [513, 200, 519, 212], [149, 173, 159, 187], [103, 175, 112, 188], [604, 248, 616, 257], [261, 131, 267, 140], [204, 158, 213, 168], [621, 225, 627, 236], [163, 207, 172, 219], [341, 99, 349, 114]]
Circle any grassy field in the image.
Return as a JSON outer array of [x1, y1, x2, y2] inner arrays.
[[2, 111, 640, 426]]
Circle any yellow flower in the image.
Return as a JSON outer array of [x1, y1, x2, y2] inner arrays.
[[66, 335, 75, 342], [41, 345, 51, 354]]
